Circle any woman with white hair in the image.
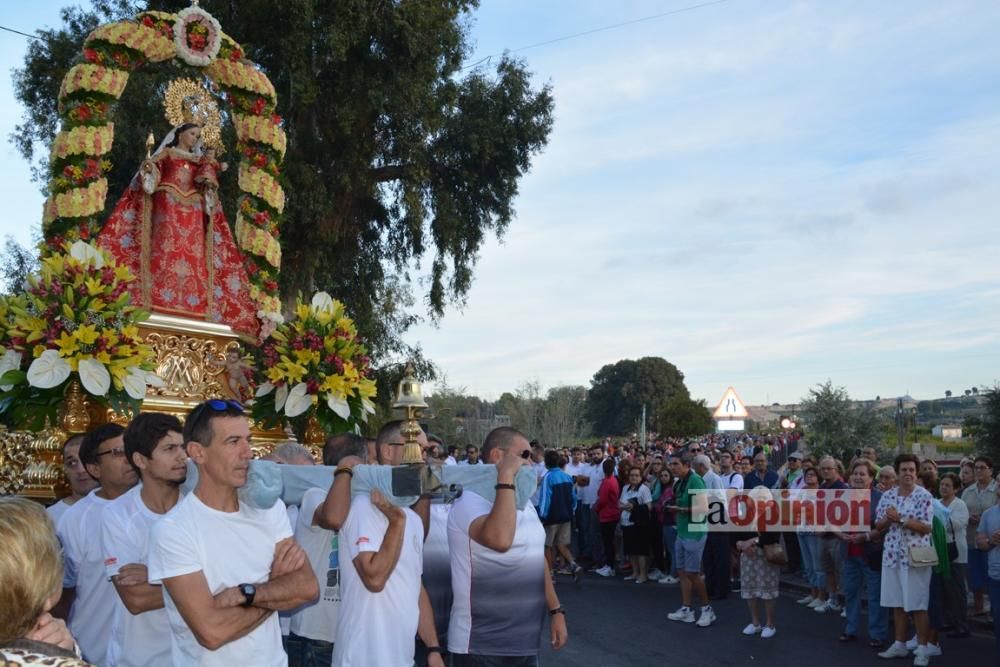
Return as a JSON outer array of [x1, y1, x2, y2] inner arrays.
[[736, 486, 783, 638], [0, 497, 87, 665]]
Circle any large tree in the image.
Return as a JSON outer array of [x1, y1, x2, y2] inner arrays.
[[11, 0, 554, 371], [586, 357, 690, 436], [656, 395, 713, 438], [799, 380, 884, 462]]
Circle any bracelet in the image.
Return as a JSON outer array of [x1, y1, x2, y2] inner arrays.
[[426, 646, 443, 654], [495, 483, 516, 491], [549, 606, 566, 616], [334, 466, 354, 478]]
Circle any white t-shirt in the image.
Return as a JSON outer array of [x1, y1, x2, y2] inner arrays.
[[101, 484, 173, 667], [619, 484, 652, 526], [447, 491, 547, 657], [580, 462, 604, 506], [721, 470, 745, 490], [530, 462, 546, 506], [422, 503, 453, 648], [279, 504, 298, 638], [148, 492, 292, 667], [444, 456, 457, 466], [46, 498, 73, 526], [58, 491, 117, 664], [332, 495, 424, 667], [289, 488, 340, 643]]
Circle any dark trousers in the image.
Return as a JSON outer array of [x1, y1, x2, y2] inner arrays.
[[703, 532, 731, 599], [573, 503, 593, 560], [648, 515, 666, 571], [452, 654, 538, 667], [783, 530, 802, 573], [600, 521, 618, 568], [285, 632, 334, 667]]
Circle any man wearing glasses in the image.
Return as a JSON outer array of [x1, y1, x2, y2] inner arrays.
[[148, 400, 319, 666], [963, 456, 997, 616], [56, 423, 137, 664]]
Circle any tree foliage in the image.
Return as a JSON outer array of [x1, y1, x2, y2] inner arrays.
[[11, 0, 554, 370], [0, 237, 38, 296], [538, 385, 591, 448], [586, 357, 690, 436], [975, 385, 1000, 464], [656, 395, 713, 438], [799, 380, 884, 461]]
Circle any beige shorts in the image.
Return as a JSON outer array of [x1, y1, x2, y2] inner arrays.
[[545, 522, 572, 546]]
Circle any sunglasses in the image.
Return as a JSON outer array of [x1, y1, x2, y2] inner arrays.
[[186, 398, 245, 443], [520, 450, 532, 459], [95, 447, 126, 459]]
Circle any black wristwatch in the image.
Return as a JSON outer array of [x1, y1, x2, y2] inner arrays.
[[238, 583, 256, 607], [426, 646, 444, 654], [549, 606, 566, 617]]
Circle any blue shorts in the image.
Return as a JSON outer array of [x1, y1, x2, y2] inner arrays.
[[968, 547, 988, 591], [675, 536, 707, 573]]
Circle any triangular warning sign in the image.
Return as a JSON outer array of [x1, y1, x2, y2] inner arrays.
[[713, 386, 749, 419]]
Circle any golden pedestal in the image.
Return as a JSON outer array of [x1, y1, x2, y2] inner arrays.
[[3, 313, 291, 501]]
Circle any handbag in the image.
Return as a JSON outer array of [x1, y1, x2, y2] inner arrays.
[[908, 544, 939, 568], [763, 542, 788, 566]]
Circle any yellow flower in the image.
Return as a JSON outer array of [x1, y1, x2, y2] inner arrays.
[[320, 374, 348, 397], [85, 277, 105, 296], [96, 351, 112, 364], [341, 361, 359, 384], [295, 303, 310, 322], [120, 325, 140, 341], [55, 332, 80, 357], [74, 324, 100, 346], [266, 366, 286, 383], [32, 344, 47, 358], [356, 377, 377, 400], [293, 349, 319, 366]]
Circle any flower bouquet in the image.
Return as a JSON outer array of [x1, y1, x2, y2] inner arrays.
[[0, 241, 161, 430], [253, 292, 376, 438]]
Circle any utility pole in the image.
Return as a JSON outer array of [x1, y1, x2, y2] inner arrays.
[[640, 403, 647, 449], [895, 397, 904, 453]]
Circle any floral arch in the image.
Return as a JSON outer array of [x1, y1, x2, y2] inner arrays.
[[42, 6, 286, 323]]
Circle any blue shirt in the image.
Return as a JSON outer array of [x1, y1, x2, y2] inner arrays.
[[978, 504, 1000, 580], [537, 467, 577, 525], [744, 469, 779, 489]]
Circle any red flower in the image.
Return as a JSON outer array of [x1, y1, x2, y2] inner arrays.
[[79, 225, 90, 240], [83, 48, 100, 63], [141, 16, 155, 28], [253, 153, 267, 168], [75, 105, 92, 121], [271, 114, 282, 126], [231, 48, 244, 61], [251, 97, 266, 115], [188, 32, 207, 51]]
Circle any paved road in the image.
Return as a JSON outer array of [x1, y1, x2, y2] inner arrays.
[[537, 572, 993, 666]]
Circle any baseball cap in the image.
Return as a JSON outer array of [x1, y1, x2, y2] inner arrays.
[[789, 452, 804, 460]]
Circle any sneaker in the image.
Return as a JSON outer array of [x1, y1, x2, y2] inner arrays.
[[797, 595, 815, 605], [878, 642, 910, 659], [649, 568, 664, 579], [669, 606, 696, 623], [923, 644, 942, 657], [742, 623, 761, 635], [814, 601, 831, 614], [808, 598, 825, 609], [571, 564, 583, 582], [556, 566, 573, 575], [635, 577, 648, 584], [696, 606, 716, 627], [624, 575, 636, 581], [761, 626, 776, 639], [840, 608, 847, 619], [912, 647, 929, 667], [827, 600, 842, 612], [905, 635, 918, 652], [658, 575, 679, 584], [596, 565, 614, 577]]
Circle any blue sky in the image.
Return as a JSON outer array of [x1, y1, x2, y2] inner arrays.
[[1, 1, 998, 408]]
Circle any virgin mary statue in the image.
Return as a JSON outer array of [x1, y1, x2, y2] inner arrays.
[[97, 122, 259, 337]]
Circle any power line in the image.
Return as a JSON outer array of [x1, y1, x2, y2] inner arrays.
[[0, 25, 42, 41], [461, 0, 734, 70]]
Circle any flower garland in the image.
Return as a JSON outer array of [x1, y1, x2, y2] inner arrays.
[[0, 242, 160, 429], [252, 293, 376, 436], [173, 6, 221, 67], [43, 8, 286, 326]]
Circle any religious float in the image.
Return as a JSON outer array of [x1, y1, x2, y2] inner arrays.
[[0, 3, 377, 500]]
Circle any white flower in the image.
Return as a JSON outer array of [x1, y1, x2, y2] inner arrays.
[[327, 393, 351, 420], [69, 240, 105, 269], [145, 372, 165, 388], [26, 350, 72, 389], [311, 291, 335, 314], [255, 382, 275, 397], [362, 398, 376, 414], [274, 383, 289, 411], [173, 7, 222, 67], [122, 367, 148, 400], [0, 349, 23, 391], [284, 382, 312, 417], [78, 358, 111, 397]]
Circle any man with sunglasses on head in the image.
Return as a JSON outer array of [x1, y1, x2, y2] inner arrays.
[[56, 423, 137, 664], [448, 427, 568, 666], [101, 413, 188, 667], [148, 399, 319, 666]]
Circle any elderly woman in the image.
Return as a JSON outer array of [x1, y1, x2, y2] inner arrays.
[[939, 472, 970, 638], [875, 454, 935, 664], [837, 458, 888, 647], [0, 497, 87, 665], [737, 486, 782, 638], [877, 465, 898, 492]]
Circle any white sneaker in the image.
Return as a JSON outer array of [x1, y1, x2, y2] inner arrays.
[[624, 575, 636, 581], [905, 635, 918, 651], [668, 606, 696, 623], [797, 595, 815, 605], [814, 601, 831, 614], [742, 623, 761, 635], [808, 598, 825, 609], [649, 568, 664, 579], [659, 575, 679, 584], [840, 608, 847, 618], [878, 642, 910, 659], [761, 626, 776, 639], [923, 644, 942, 657], [827, 600, 842, 612], [596, 565, 614, 577], [912, 647, 929, 667], [696, 606, 716, 627]]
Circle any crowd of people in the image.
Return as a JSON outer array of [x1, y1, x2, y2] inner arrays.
[[2, 409, 1000, 667]]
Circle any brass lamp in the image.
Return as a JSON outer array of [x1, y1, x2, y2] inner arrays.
[[393, 362, 427, 465]]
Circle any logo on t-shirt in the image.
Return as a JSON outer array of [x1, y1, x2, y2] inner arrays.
[[104, 557, 118, 567], [356, 536, 369, 546]]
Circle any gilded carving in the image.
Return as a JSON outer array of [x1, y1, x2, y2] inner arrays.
[[145, 331, 240, 399]]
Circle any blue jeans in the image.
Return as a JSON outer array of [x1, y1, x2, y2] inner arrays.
[[842, 555, 887, 641], [797, 533, 826, 590], [286, 632, 334, 667], [662, 525, 678, 576], [988, 577, 1000, 667]]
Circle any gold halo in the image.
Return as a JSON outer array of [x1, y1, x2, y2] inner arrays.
[[164, 77, 224, 153]]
